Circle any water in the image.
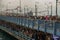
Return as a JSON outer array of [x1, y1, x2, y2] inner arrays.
[[0, 29, 18, 40]]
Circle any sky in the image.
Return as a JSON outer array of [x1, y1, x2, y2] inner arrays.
[[0, 0, 60, 16]]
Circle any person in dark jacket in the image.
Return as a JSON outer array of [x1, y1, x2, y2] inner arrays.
[[31, 31, 38, 40], [41, 33, 46, 40]]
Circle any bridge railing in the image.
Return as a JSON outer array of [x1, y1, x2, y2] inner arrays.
[[55, 22, 60, 36], [38, 20, 45, 32], [45, 20, 54, 34], [0, 16, 60, 37]]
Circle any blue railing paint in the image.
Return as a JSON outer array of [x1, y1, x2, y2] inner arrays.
[[45, 21, 54, 34], [33, 19, 39, 30], [38, 20, 45, 32], [55, 22, 60, 36]]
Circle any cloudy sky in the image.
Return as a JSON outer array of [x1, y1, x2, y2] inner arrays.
[[0, 0, 60, 16]]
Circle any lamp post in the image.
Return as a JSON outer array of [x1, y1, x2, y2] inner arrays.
[[35, 2, 37, 18], [24, 5, 27, 16], [35, 2, 39, 19], [50, 4, 52, 16], [27, 6, 29, 16], [56, 0, 58, 17], [24, 6, 25, 16], [20, 0, 21, 13], [49, 2, 52, 17], [0, 0, 2, 15]]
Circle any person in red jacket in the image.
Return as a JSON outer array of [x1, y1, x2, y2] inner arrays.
[[45, 15, 49, 21]]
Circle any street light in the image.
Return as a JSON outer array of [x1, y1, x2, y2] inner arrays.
[[50, 4, 52, 16], [49, 2, 52, 17], [24, 5, 27, 16], [56, 0, 58, 17], [35, 2, 39, 19], [20, 0, 21, 13], [24, 6, 25, 16], [0, 0, 2, 15]]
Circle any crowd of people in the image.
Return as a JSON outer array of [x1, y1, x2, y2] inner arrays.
[[0, 20, 59, 40]]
